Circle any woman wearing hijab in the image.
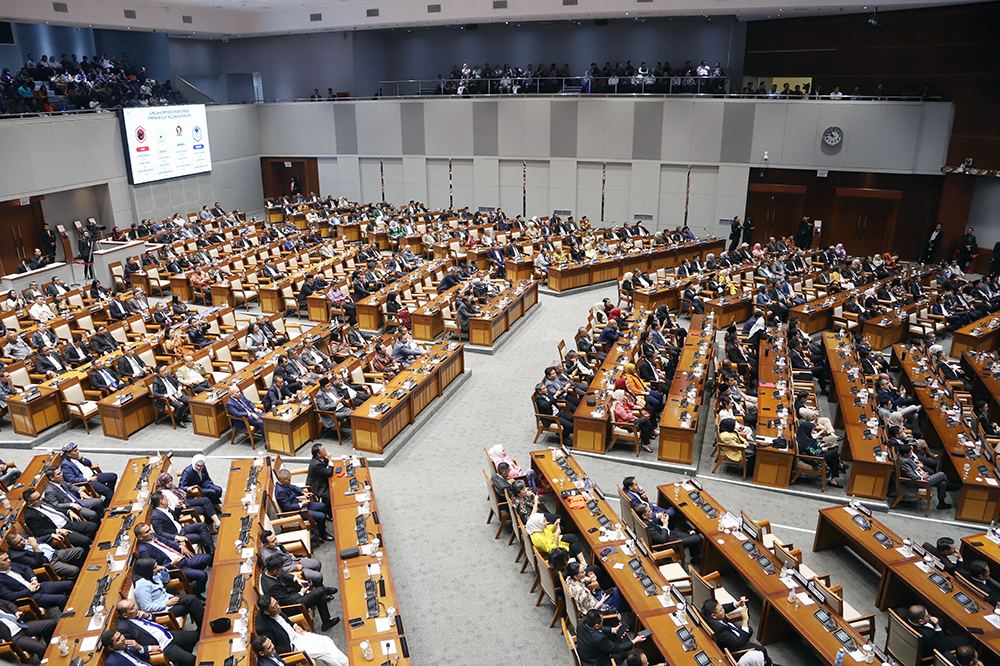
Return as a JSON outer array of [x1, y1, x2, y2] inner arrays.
[[526, 513, 587, 564], [178, 455, 223, 506], [592, 302, 608, 326], [170, 294, 191, 321], [133, 557, 205, 628], [796, 421, 843, 488], [797, 408, 840, 447], [751, 243, 765, 259], [612, 388, 655, 453], [3, 290, 25, 312], [156, 472, 220, 530], [487, 445, 550, 492], [716, 396, 754, 442], [622, 363, 663, 416], [886, 412, 933, 459], [621, 272, 635, 296]]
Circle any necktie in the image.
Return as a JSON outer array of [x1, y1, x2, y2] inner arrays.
[[0, 611, 27, 629], [102, 370, 117, 389], [154, 538, 182, 558]]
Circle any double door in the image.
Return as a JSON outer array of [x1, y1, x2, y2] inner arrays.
[[830, 189, 900, 258], [0, 198, 44, 276], [746, 185, 806, 244]]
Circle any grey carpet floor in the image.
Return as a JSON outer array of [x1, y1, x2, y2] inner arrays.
[[0, 283, 986, 666]]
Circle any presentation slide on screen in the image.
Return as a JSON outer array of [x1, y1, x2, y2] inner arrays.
[[121, 104, 212, 185]]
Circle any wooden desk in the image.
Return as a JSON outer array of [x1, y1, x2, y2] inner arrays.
[[346, 636, 410, 665], [97, 385, 155, 440], [659, 484, 869, 664], [467, 280, 538, 347], [953, 314, 1000, 358], [822, 332, 894, 500], [7, 387, 64, 437], [44, 456, 169, 666], [895, 342, 1000, 524], [659, 315, 715, 465], [705, 292, 755, 328], [170, 274, 193, 302], [813, 505, 917, 578], [263, 404, 316, 456], [961, 532, 1000, 583], [350, 341, 464, 454], [190, 388, 231, 438]]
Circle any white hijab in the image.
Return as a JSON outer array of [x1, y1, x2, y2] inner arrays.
[[525, 514, 547, 534]]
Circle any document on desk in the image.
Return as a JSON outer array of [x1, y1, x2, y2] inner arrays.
[[794, 591, 815, 606], [985, 614, 1000, 629], [366, 563, 381, 576], [849, 650, 865, 662], [374, 617, 392, 633], [381, 639, 397, 656], [80, 635, 99, 652]]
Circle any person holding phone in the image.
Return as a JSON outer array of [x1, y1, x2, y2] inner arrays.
[[576, 609, 643, 666], [702, 597, 772, 666], [564, 562, 624, 613]]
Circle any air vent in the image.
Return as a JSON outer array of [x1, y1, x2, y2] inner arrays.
[[366, 8, 379, 16], [182, 15, 193, 23], [554, 209, 572, 216], [637, 0, 653, 3], [633, 214, 653, 221], [563, 0, 577, 5], [52, 2, 68, 12], [310, 12, 322, 21], [427, 3, 441, 12], [124, 9, 136, 19], [493, 0, 507, 8]]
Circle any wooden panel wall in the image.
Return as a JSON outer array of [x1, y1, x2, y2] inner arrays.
[[747, 168, 944, 261], [745, 2, 1000, 171]]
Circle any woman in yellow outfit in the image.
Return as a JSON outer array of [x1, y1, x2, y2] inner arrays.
[[525, 513, 587, 563]]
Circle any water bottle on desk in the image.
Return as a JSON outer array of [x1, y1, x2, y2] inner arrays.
[[835, 647, 846, 666]]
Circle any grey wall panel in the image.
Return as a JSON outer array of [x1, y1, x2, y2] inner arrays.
[[845, 104, 886, 169], [473, 101, 499, 157], [878, 105, 923, 171], [382, 158, 405, 206], [576, 163, 604, 225], [522, 100, 552, 160], [750, 103, 788, 166], [689, 101, 724, 163], [317, 157, 339, 196], [497, 99, 525, 158], [577, 100, 608, 160], [400, 103, 426, 156], [425, 159, 450, 210], [915, 104, 954, 174], [720, 102, 756, 164], [605, 100, 635, 161], [604, 163, 632, 225], [525, 161, 550, 218], [334, 104, 358, 155], [657, 165, 689, 229], [453, 159, 475, 211], [359, 158, 382, 204], [550, 101, 578, 159], [969, 180, 1000, 247], [498, 160, 524, 217], [632, 102, 664, 162], [661, 101, 694, 163], [782, 103, 822, 167]]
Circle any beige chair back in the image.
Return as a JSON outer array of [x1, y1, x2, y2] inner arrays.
[[886, 608, 923, 666]]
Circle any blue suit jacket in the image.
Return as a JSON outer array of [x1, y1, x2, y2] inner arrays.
[[60, 457, 95, 484], [0, 562, 38, 601], [136, 538, 183, 567], [274, 483, 305, 514], [106, 647, 152, 666], [150, 508, 184, 541]]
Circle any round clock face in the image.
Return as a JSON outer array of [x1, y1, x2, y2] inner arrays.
[[823, 126, 843, 146]]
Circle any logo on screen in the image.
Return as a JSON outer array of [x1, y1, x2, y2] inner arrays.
[[157, 131, 165, 144], [175, 125, 183, 136], [135, 127, 146, 143], [192, 126, 203, 143]]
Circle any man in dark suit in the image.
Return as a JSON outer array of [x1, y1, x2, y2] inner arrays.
[[437, 266, 461, 294], [60, 442, 117, 502], [0, 551, 73, 611], [576, 609, 640, 666], [261, 556, 339, 632], [0, 594, 56, 658], [89, 358, 124, 395], [964, 560, 1000, 604], [21, 488, 96, 549], [305, 444, 334, 517], [151, 365, 190, 427], [702, 598, 771, 665], [101, 629, 154, 666], [251, 635, 292, 666], [149, 492, 214, 555], [254, 594, 347, 664], [43, 467, 102, 521], [297, 275, 318, 310], [273, 356, 305, 393], [905, 605, 970, 659], [30, 322, 59, 349], [534, 382, 574, 438], [90, 324, 120, 355], [114, 599, 197, 666], [597, 319, 621, 348], [486, 246, 506, 277], [638, 504, 702, 561], [116, 348, 151, 383], [34, 346, 68, 377], [225, 385, 264, 431], [64, 334, 95, 367], [108, 294, 130, 321], [5, 532, 84, 581], [263, 375, 295, 412], [133, 523, 211, 595]]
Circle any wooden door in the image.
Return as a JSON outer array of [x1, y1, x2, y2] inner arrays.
[[746, 185, 806, 244], [0, 198, 44, 275], [260, 157, 320, 200], [831, 189, 900, 258]]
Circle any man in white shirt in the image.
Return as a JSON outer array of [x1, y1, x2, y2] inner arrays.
[[829, 86, 844, 100], [28, 296, 55, 322], [255, 595, 348, 666], [175, 356, 213, 394], [114, 599, 198, 666]]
